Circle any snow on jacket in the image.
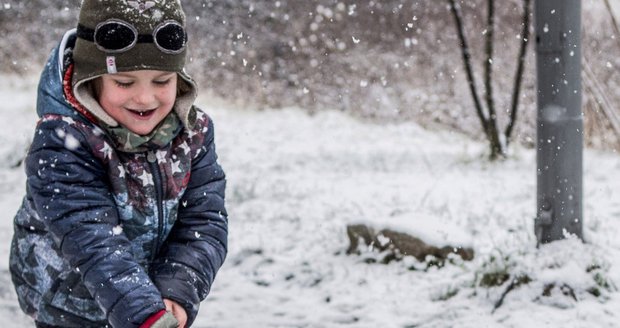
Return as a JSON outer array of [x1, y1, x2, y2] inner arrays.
[[9, 31, 228, 327]]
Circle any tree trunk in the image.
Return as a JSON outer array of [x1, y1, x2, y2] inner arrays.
[[484, 0, 504, 159], [448, 0, 533, 160]]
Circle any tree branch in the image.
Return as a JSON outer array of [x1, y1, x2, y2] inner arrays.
[[505, 0, 531, 145], [583, 59, 620, 149], [603, 0, 620, 49], [448, 0, 489, 139]]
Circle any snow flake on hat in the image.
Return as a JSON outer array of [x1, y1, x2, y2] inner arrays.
[[126, 0, 156, 14]]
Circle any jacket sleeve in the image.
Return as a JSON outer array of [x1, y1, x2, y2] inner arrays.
[[150, 117, 228, 326], [26, 118, 166, 328]]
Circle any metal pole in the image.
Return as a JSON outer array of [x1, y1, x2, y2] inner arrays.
[[535, 0, 583, 244]]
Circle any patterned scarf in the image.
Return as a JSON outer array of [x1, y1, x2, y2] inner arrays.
[[105, 112, 181, 153]]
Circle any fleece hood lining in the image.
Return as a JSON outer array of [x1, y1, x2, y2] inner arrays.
[[72, 72, 198, 129]]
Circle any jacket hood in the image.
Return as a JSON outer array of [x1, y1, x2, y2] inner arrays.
[[36, 29, 81, 120]]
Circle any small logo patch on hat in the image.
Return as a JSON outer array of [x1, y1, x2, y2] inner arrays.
[[106, 56, 118, 74], [127, 0, 156, 14]]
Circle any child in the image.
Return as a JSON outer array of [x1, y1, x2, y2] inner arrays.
[[9, 0, 228, 327]]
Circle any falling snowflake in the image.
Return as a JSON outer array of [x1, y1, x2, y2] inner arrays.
[[112, 225, 123, 235], [64, 133, 80, 150]]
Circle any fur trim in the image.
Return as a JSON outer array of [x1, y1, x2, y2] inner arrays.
[[71, 70, 198, 129], [73, 76, 119, 126]]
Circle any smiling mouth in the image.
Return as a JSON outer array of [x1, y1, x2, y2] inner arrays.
[[127, 108, 156, 118]]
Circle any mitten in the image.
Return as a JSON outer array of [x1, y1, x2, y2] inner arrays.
[[139, 310, 179, 328]]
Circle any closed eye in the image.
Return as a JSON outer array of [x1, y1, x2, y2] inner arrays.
[[153, 79, 172, 86], [114, 80, 133, 88]]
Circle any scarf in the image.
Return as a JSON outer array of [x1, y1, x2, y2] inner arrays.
[[104, 112, 181, 153]]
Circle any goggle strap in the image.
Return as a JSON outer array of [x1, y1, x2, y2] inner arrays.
[[76, 24, 95, 42], [137, 34, 154, 43]]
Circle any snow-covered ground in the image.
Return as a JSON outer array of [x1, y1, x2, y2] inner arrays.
[[1, 74, 620, 327]]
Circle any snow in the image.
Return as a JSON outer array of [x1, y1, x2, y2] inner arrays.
[[1, 74, 620, 327]]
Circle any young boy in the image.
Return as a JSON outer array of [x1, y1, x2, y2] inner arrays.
[[9, 1, 228, 327]]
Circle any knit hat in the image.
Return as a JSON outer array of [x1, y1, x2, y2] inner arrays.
[[71, 0, 197, 129]]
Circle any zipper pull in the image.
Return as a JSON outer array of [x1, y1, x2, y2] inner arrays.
[[147, 151, 157, 163]]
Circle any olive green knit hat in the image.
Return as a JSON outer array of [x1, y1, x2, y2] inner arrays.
[[71, 0, 197, 129], [73, 0, 188, 83]]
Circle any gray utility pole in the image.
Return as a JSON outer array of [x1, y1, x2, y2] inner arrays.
[[534, 0, 583, 244]]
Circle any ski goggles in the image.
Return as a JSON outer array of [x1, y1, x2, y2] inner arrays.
[[77, 19, 187, 54]]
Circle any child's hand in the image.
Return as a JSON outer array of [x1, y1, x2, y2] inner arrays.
[[164, 298, 188, 328]]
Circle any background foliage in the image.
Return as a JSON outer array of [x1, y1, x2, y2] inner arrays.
[[1, 0, 618, 150]]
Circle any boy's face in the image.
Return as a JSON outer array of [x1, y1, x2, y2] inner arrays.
[[96, 70, 178, 135]]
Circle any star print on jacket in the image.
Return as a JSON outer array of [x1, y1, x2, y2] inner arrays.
[[137, 170, 154, 187]]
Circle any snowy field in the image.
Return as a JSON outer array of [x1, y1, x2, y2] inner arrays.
[[1, 74, 620, 327]]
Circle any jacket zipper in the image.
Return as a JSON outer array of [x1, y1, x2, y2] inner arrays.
[[147, 151, 165, 262]]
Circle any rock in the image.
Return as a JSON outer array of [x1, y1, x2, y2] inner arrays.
[[346, 224, 474, 263]]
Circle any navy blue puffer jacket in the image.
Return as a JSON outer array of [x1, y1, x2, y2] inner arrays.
[[9, 31, 228, 327]]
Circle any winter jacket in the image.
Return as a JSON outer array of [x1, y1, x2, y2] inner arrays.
[[9, 31, 228, 327]]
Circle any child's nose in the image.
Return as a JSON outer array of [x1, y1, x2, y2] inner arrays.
[[133, 87, 156, 106]]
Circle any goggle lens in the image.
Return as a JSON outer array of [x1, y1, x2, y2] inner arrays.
[[154, 22, 186, 53], [94, 21, 137, 52], [78, 19, 186, 54]]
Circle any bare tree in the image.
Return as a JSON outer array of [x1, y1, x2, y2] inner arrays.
[[603, 0, 620, 49], [448, 0, 531, 160], [582, 0, 620, 148]]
